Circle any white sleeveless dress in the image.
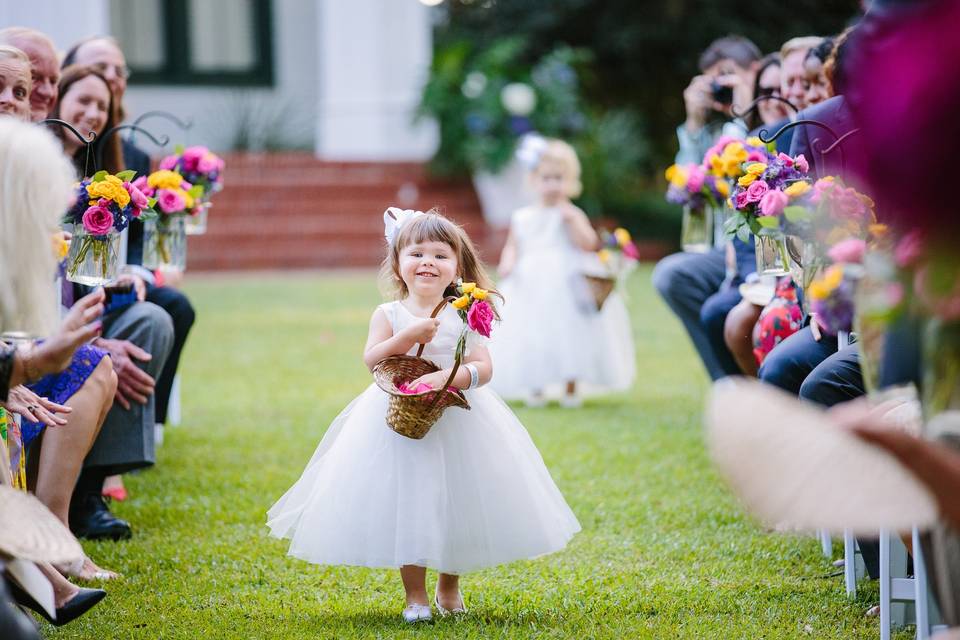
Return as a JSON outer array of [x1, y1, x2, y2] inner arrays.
[[266, 301, 580, 575], [490, 205, 636, 399]]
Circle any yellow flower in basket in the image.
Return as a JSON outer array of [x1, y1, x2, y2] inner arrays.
[[783, 181, 811, 198], [598, 248, 611, 264], [614, 228, 631, 246], [746, 136, 764, 147], [716, 180, 731, 198], [472, 288, 488, 300], [746, 162, 767, 176], [452, 295, 470, 309], [460, 282, 476, 294], [737, 173, 757, 187]]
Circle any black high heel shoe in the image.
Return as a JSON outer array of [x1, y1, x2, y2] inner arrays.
[[6, 578, 106, 626]]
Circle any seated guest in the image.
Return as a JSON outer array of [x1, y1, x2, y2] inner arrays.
[[64, 36, 196, 439], [0, 115, 108, 624], [0, 28, 57, 123], [653, 35, 761, 381]]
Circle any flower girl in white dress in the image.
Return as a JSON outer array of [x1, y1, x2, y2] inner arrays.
[[491, 138, 636, 406], [267, 208, 580, 624]]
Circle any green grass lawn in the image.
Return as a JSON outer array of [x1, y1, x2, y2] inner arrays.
[[47, 266, 903, 639]]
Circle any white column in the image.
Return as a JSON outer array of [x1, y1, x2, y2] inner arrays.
[[315, 0, 438, 161], [0, 0, 109, 51]]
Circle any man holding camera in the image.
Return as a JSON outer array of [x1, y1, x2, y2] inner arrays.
[[654, 36, 761, 381]]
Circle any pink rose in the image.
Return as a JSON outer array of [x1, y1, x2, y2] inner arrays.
[[182, 146, 206, 172], [157, 188, 186, 214], [746, 150, 767, 163], [835, 189, 868, 221], [132, 175, 154, 197], [759, 189, 789, 217], [795, 154, 810, 173], [734, 190, 750, 209], [622, 241, 640, 260], [466, 299, 494, 338], [159, 155, 179, 171], [124, 181, 150, 212], [81, 204, 114, 235], [197, 154, 219, 174], [745, 179, 769, 203], [827, 238, 867, 264], [777, 152, 794, 167], [895, 230, 924, 268], [686, 166, 705, 193]]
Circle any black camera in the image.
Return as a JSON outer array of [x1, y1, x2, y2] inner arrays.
[[711, 80, 733, 106]]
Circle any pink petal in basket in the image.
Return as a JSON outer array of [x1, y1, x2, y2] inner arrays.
[[397, 382, 434, 395]]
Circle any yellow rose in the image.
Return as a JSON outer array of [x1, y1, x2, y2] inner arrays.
[[823, 264, 844, 290], [783, 181, 812, 198], [746, 136, 763, 147], [472, 288, 488, 300], [460, 282, 476, 294], [614, 228, 631, 245], [737, 173, 757, 187], [182, 189, 195, 210], [452, 295, 470, 309], [716, 180, 731, 198], [148, 170, 184, 190], [709, 155, 724, 175], [667, 165, 688, 188], [598, 248, 611, 264], [665, 164, 679, 181], [51, 232, 69, 261], [808, 281, 829, 300], [723, 160, 743, 178], [114, 186, 131, 208], [746, 162, 767, 176]]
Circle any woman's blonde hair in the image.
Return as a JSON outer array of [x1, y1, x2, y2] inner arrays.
[[0, 117, 77, 335], [380, 208, 500, 312], [532, 138, 582, 198]]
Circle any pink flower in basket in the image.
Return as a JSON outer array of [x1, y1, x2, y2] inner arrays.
[[827, 238, 867, 264], [159, 155, 178, 171], [124, 181, 150, 212], [82, 204, 114, 235], [467, 299, 494, 338]]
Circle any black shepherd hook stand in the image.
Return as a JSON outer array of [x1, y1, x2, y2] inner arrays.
[[130, 110, 193, 146], [730, 95, 799, 120], [97, 124, 170, 170], [40, 118, 98, 175]]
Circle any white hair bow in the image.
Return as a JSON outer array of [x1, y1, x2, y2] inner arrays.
[[384, 207, 426, 246], [515, 133, 547, 170]]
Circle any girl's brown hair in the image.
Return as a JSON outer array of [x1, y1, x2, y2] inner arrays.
[[49, 64, 123, 177], [380, 208, 501, 312]]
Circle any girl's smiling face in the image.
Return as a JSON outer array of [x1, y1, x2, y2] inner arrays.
[[398, 239, 458, 298]]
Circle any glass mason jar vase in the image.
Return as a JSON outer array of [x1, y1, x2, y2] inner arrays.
[[712, 204, 732, 249], [143, 216, 187, 271], [754, 231, 791, 276], [681, 205, 713, 253], [184, 203, 209, 236], [65, 229, 121, 286], [922, 318, 960, 438]]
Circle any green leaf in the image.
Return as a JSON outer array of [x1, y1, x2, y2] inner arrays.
[[116, 169, 136, 182], [147, 196, 157, 208], [92, 170, 108, 182], [757, 215, 781, 229], [188, 185, 204, 200], [174, 143, 185, 155], [736, 224, 752, 244], [783, 206, 812, 224]]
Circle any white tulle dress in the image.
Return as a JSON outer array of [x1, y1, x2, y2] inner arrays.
[[490, 205, 636, 400], [266, 301, 580, 575]]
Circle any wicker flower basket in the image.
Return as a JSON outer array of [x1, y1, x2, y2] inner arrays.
[[373, 298, 470, 439], [584, 275, 616, 311]]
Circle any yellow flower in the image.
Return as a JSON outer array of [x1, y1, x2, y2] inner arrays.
[[746, 162, 767, 176], [869, 223, 888, 238], [148, 170, 184, 190], [808, 281, 829, 300], [723, 159, 743, 178], [51, 232, 69, 261], [746, 136, 763, 147], [709, 155, 724, 175], [716, 180, 731, 198], [460, 282, 476, 294], [666, 164, 688, 188], [614, 228, 631, 246], [452, 295, 470, 309], [783, 181, 812, 198], [472, 288, 488, 300], [598, 248, 611, 264], [182, 189, 195, 210], [737, 173, 757, 187]]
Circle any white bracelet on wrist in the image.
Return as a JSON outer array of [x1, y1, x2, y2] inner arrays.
[[464, 363, 479, 390]]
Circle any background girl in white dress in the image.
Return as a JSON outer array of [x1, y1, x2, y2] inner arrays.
[[492, 138, 636, 406], [267, 209, 580, 624]]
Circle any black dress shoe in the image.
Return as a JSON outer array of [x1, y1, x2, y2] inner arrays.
[[7, 578, 106, 626], [69, 493, 132, 541]]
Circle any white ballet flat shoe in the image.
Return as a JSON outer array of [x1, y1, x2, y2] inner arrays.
[[402, 603, 433, 624], [434, 591, 466, 616]]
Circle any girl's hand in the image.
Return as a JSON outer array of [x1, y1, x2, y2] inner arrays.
[[404, 318, 440, 345], [409, 369, 452, 391]]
